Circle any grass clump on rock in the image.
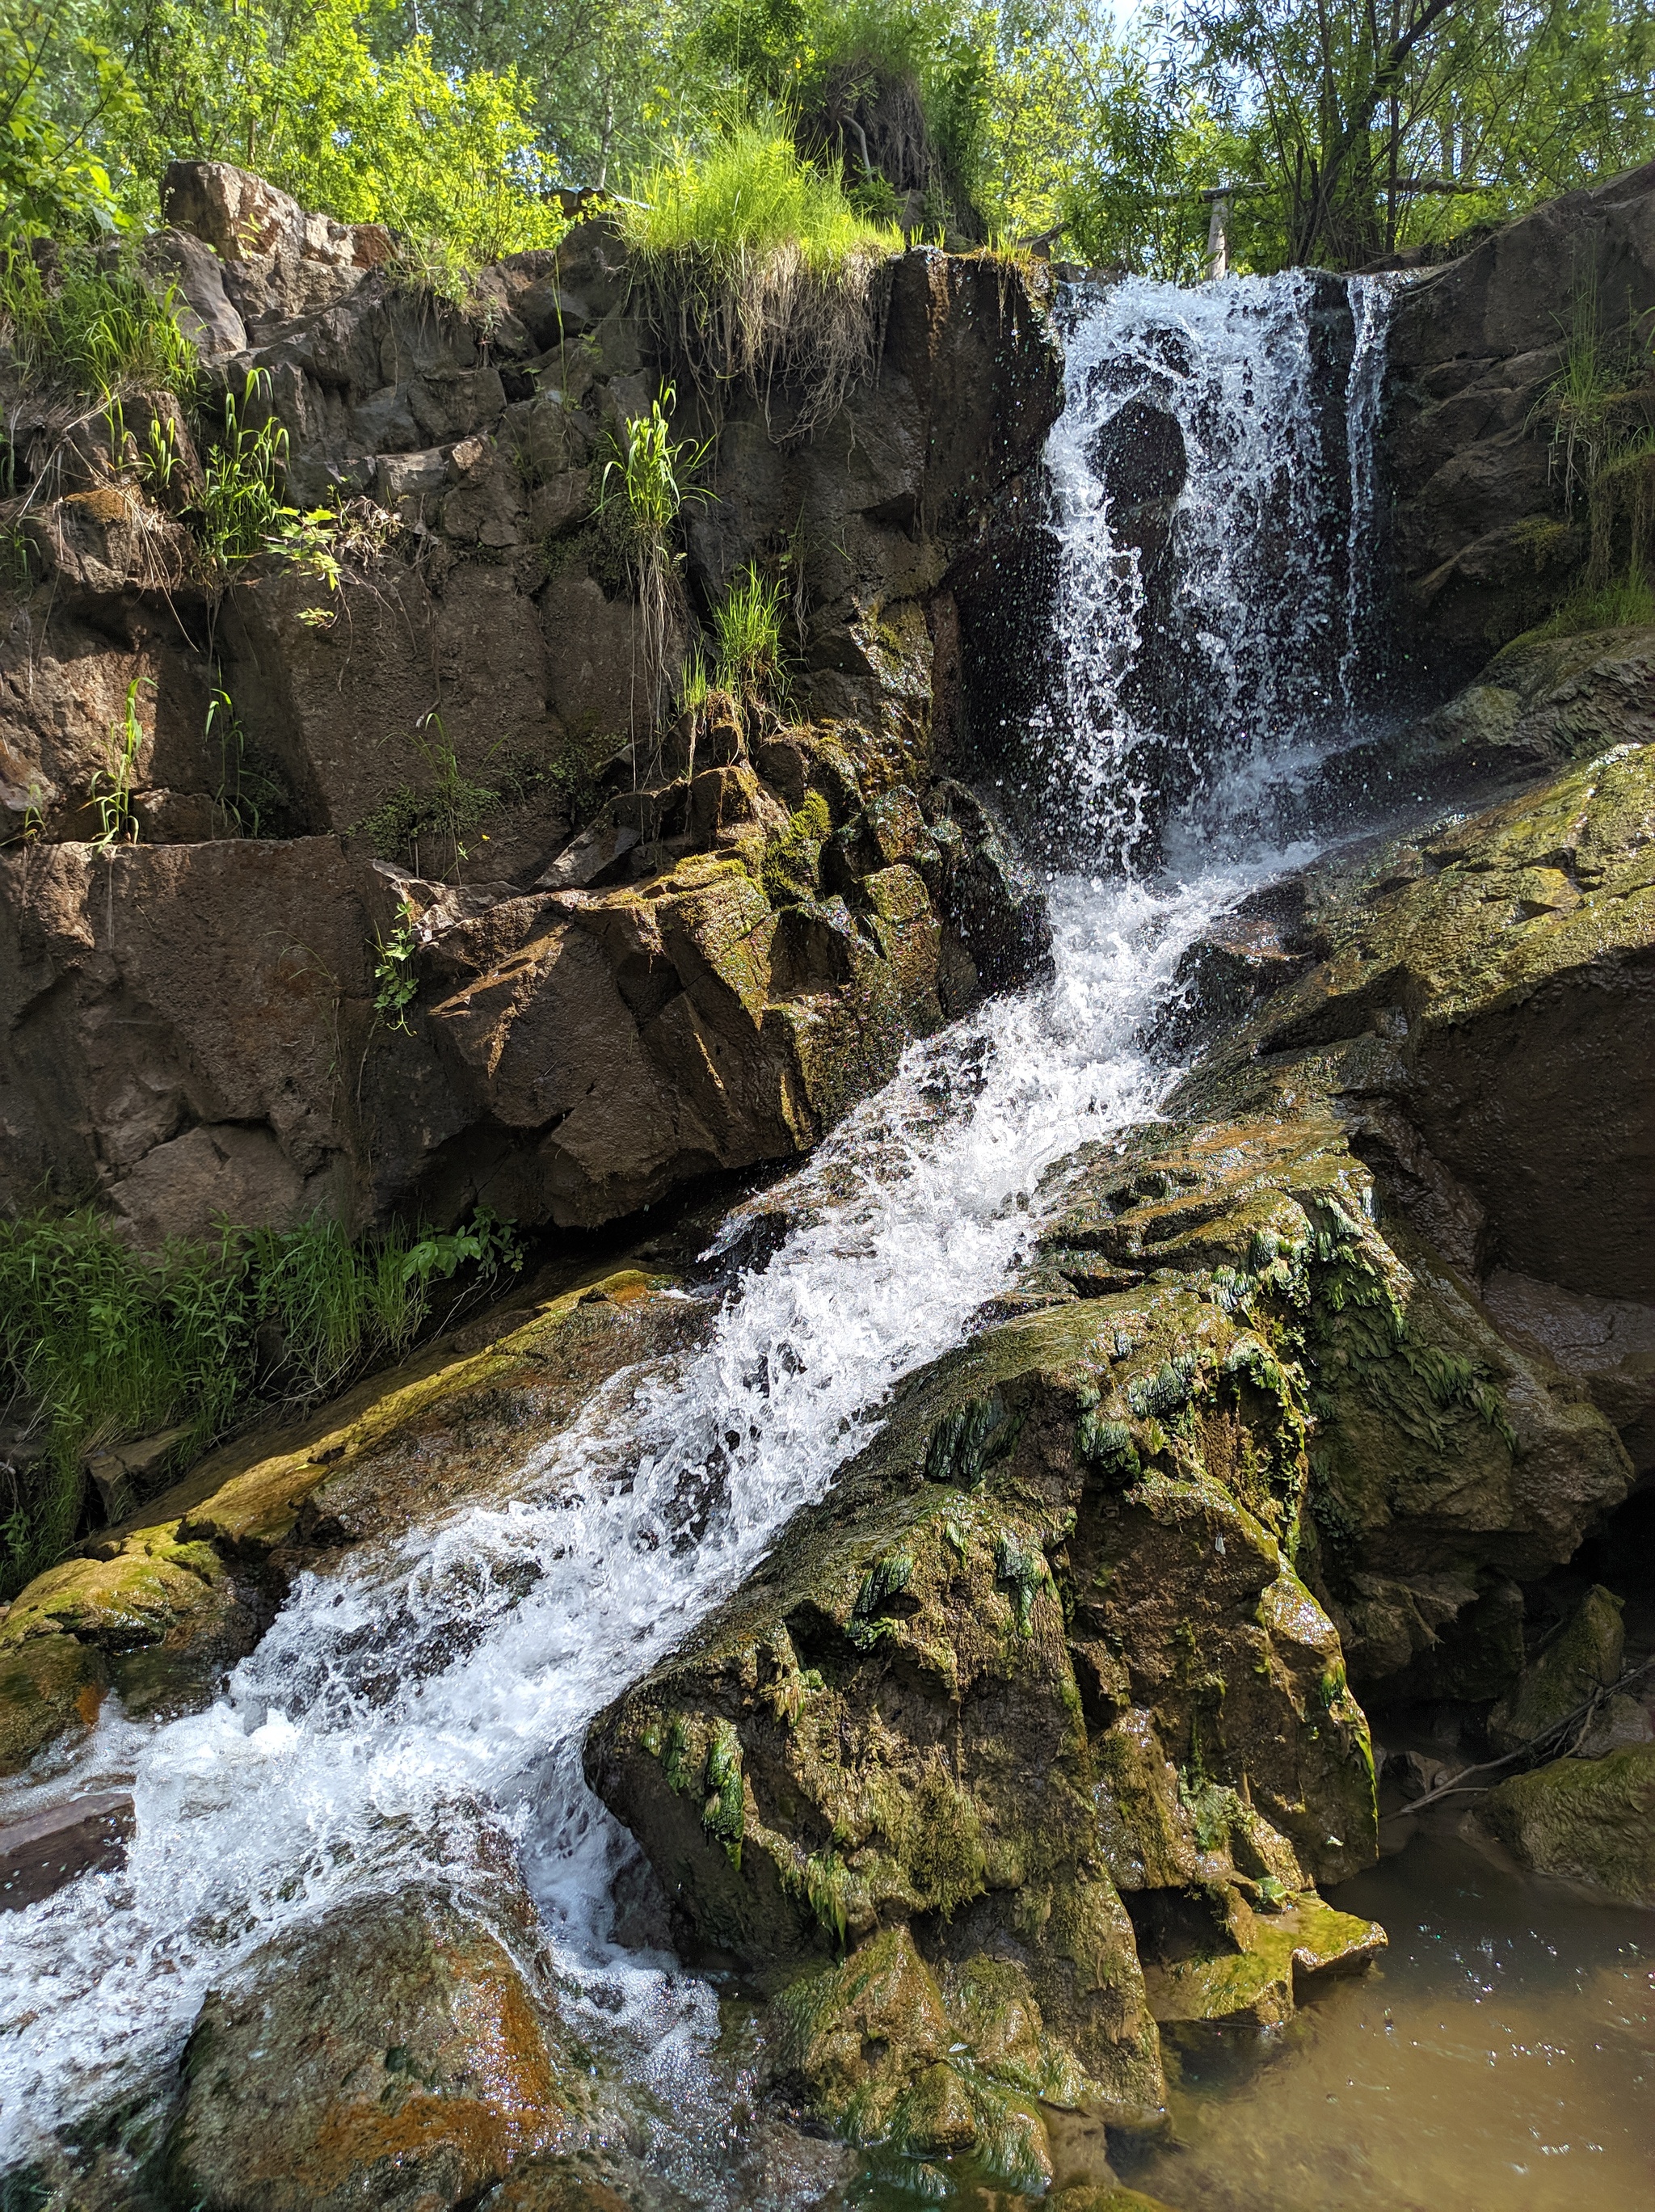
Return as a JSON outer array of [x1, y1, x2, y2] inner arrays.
[[0, 1206, 521, 1598], [619, 123, 902, 439]]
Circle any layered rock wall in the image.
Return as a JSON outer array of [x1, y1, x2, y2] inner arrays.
[[0, 165, 1061, 1245], [1383, 157, 1655, 677]]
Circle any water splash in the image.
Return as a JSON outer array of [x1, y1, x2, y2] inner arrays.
[[1339, 272, 1402, 713]]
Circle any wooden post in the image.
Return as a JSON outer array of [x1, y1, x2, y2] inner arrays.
[[1206, 192, 1232, 283]]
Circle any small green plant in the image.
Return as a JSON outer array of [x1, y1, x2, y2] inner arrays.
[[677, 646, 711, 723], [89, 675, 149, 849], [142, 410, 179, 495], [356, 714, 499, 881], [594, 386, 710, 758], [196, 370, 289, 574], [0, 242, 197, 401], [373, 904, 421, 1033], [0, 520, 30, 592], [265, 498, 400, 625], [712, 561, 785, 710]]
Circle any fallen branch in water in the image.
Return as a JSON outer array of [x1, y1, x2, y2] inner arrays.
[[1396, 1651, 1655, 1815]]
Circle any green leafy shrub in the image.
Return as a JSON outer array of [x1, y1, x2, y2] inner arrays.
[[620, 122, 900, 437], [105, 0, 565, 294], [0, 1, 133, 242], [0, 1203, 522, 1599]]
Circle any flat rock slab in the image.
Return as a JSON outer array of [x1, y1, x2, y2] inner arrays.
[[0, 1789, 134, 1911]]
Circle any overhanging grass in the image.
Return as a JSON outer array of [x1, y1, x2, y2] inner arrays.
[[0, 1207, 520, 1599], [624, 123, 901, 272], [619, 124, 902, 440]]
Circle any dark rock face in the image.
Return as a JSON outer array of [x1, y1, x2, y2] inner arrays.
[[0, 769, 1046, 1240], [1383, 158, 1655, 678], [0, 165, 1062, 1245]]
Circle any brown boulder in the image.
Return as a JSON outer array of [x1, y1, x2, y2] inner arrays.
[[164, 1890, 576, 2212]]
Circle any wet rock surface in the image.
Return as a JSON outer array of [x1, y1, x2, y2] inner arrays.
[[584, 721, 1654, 2171], [163, 1888, 578, 2211]]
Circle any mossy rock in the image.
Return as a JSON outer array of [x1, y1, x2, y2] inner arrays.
[[1142, 1890, 1385, 2028], [164, 1889, 579, 2212], [1480, 1743, 1655, 1904], [587, 1253, 1382, 2155], [0, 1632, 107, 1776], [0, 1266, 693, 1774], [1486, 1585, 1625, 1755]]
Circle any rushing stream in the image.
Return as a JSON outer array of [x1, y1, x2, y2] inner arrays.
[[4, 272, 1649, 2207]]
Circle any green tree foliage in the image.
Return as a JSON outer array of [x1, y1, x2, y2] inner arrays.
[[10, 0, 1655, 304], [0, 0, 137, 237], [1181, 0, 1655, 268], [91, 0, 565, 263]]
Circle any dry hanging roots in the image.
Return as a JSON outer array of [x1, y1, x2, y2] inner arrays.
[[641, 242, 893, 445]]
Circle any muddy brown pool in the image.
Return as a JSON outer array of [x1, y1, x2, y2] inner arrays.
[[1107, 1833, 1653, 2212]]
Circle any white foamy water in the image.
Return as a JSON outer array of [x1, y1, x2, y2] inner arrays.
[[0, 268, 1396, 2188], [1032, 268, 1392, 866]]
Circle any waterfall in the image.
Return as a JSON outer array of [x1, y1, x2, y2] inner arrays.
[[0, 270, 1396, 2191], [1025, 268, 1396, 867]]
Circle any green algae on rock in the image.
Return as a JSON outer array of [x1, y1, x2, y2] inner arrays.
[[584, 736, 1655, 2173], [0, 1266, 701, 1776], [586, 1254, 1383, 2172], [1485, 1584, 1626, 1756], [1479, 1742, 1655, 1906]]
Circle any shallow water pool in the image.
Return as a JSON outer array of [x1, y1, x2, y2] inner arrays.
[[1111, 1832, 1653, 2212]]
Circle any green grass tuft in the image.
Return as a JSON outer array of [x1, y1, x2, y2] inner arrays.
[[0, 242, 197, 401], [712, 559, 786, 709], [619, 124, 901, 440], [0, 1206, 521, 1600]]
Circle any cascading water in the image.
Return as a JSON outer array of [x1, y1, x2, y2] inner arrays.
[[1021, 268, 1394, 866], [1, 272, 1400, 2194]]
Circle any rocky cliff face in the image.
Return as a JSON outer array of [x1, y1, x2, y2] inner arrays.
[[1, 162, 1059, 1246], [1383, 156, 1655, 679]]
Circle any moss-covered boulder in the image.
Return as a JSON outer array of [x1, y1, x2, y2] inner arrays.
[[1485, 1584, 1626, 1755], [164, 1890, 579, 2211], [1152, 741, 1655, 1691], [0, 1630, 107, 1775], [587, 1249, 1383, 2174], [1479, 1743, 1655, 1904]]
